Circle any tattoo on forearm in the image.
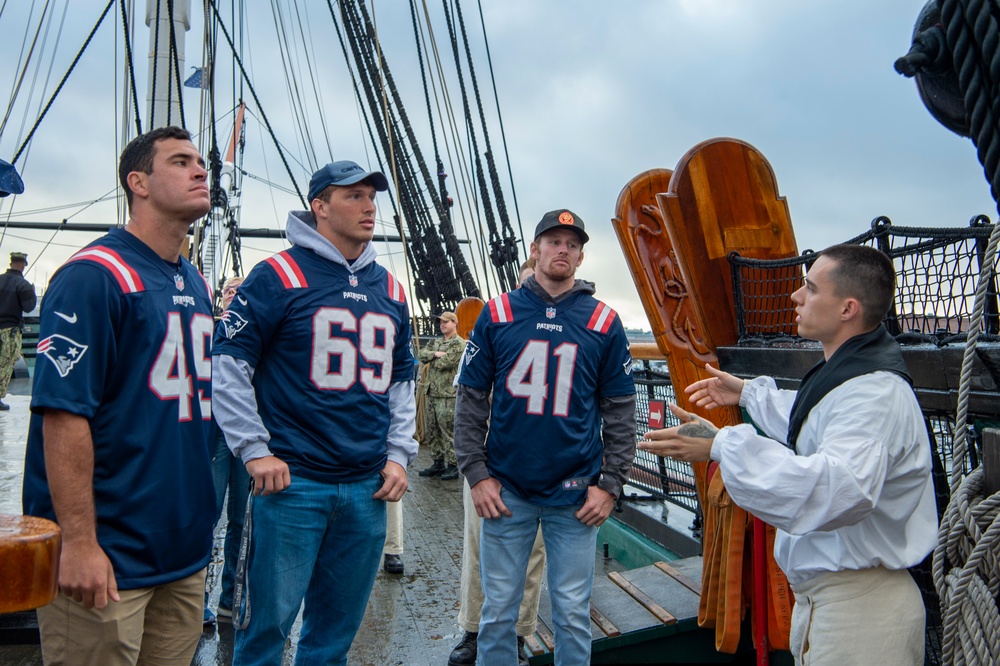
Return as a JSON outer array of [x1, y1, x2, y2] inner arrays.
[[677, 418, 718, 439]]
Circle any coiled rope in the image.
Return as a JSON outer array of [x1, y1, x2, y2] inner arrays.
[[898, 1, 1000, 663]]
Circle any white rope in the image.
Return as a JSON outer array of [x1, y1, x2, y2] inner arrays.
[[932, 219, 1000, 665]]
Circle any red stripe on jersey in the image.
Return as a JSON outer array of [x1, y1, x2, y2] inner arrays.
[[198, 273, 213, 301], [387, 273, 406, 303], [587, 302, 617, 334], [69, 246, 145, 293], [265, 252, 308, 289], [488, 293, 513, 323]]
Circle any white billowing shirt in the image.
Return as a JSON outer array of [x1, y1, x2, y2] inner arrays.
[[710, 372, 938, 586]]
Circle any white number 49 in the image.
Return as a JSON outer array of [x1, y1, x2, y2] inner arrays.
[[149, 313, 213, 421]]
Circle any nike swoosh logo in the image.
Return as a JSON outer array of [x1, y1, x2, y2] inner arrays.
[[55, 311, 78, 324], [237, 295, 248, 306]]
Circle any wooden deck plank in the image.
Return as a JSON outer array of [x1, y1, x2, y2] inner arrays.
[[619, 562, 702, 624], [608, 571, 678, 625], [589, 604, 622, 637], [655, 560, 703, 595]]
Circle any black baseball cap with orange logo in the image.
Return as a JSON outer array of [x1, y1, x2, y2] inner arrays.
[[532, 209, 589, 244]]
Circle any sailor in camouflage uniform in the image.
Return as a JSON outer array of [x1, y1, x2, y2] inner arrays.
[[0, 251, 36, 410], [417, 311, 466, 480]]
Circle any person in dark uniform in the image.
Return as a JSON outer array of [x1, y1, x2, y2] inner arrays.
[[0, 251, 36, 409]]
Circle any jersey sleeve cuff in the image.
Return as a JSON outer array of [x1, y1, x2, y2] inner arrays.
[[238, 440, 273, 465]]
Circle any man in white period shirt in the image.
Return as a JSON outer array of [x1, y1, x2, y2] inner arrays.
[[640, 244, 937, 666]]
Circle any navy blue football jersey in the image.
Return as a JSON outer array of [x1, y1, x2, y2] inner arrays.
[[458, 287, 634, 505], [22, 228, 216, 589], [212, 246, 415, 484]]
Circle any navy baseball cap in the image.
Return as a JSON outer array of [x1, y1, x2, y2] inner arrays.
[[533, 209, 589, 244], [307, 160, 389, 201]]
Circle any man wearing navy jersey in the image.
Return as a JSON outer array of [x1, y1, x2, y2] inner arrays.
[[212, 160, 418, 665], [455, 209, 637, 666], [22, 126, 216, 665]]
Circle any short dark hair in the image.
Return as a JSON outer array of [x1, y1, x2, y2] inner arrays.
[[817, 244, 895, 329], [118, 126, 194, 211]]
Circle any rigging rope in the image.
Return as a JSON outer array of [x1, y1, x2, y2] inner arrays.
[[414, 0, 496, 296], [206, 0, 306, 207], [475, 0, 524, 257], [10, 0, 115, 165], [0, 0, 50, 141], [164, 0, 187, 129], [899, 2, 1000, 663], [118, 0, 143, 136], [450, 0, 518, 289]]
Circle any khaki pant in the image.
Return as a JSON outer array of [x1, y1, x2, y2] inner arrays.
[[459, 481, 545, 636], [384, 496, 404, 555], [36, 569, 205, 666], [789, 566, 924, 666]]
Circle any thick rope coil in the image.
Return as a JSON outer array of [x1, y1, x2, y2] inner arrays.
[[904, 1, 1000, 662], [934, 469, 1000, 664]]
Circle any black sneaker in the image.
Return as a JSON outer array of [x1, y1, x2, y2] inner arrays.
[[517, 635, 529, 665], [440, 464, 459, 481], [418, 459, 446, 477], [0, 401, 10, 411], [447, 631, 477, 666], [383, 553, 404, 574]]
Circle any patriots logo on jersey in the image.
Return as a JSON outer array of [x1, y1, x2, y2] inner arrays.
[[623, 357, 634, 375], [37, 334, 89, 378], [174, 274, 185, 292], [349, 274, 358, 287], [546, 307, 556, 319], [464, 341, 480, 364], [221, 310, 249, 339]]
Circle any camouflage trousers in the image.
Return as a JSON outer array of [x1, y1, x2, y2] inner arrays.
[[423, 395, 456, 466], [0, 326, 21, 399]]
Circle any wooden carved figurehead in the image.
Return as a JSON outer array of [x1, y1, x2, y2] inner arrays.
[[658, 137, 799, 346], [614, 140, 800, 655], [612, 168, 741, 430]]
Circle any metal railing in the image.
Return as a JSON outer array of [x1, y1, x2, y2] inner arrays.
[[629, 362, 699, 513]]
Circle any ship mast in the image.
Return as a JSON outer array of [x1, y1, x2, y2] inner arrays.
[[145, 0, 191, 130]]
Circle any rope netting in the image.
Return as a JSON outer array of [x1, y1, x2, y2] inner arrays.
[[730, 217, 1000, 346]]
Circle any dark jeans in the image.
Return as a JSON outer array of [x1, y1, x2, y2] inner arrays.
[[209, 431, 251, 610]]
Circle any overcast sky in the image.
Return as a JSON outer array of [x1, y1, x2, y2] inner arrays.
[[0, 0, 995, 329]]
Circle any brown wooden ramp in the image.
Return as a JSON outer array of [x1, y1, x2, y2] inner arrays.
[[526, 556, 741, 664]]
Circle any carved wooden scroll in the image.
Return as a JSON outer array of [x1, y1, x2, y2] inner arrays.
[[658, 137, 799, 344], [613, 139, 799, 655], [612, 168, 741, 430]]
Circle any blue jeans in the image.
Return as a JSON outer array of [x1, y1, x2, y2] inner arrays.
[[477, 487, 597, 666], [210, 431, 251, 610], [232, 472, 387, 666]]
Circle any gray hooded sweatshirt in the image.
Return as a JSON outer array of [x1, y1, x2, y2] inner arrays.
[[212, 209, 418, 470]]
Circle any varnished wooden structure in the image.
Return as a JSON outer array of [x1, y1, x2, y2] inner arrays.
[[0, 515, 60, 614], [613, 139, 800, 659], [455, 296, 485, 339]]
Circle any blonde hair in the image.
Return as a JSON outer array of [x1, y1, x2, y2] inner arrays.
[[222, 276, 244, 292]]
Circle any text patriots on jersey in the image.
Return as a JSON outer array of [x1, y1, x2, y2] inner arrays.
[[172, 295, 196, 307], [221, 310, 249, 339], [37, 334, 89, 378], [343, 291, 368, 303], [536, 322, 563, 333]]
